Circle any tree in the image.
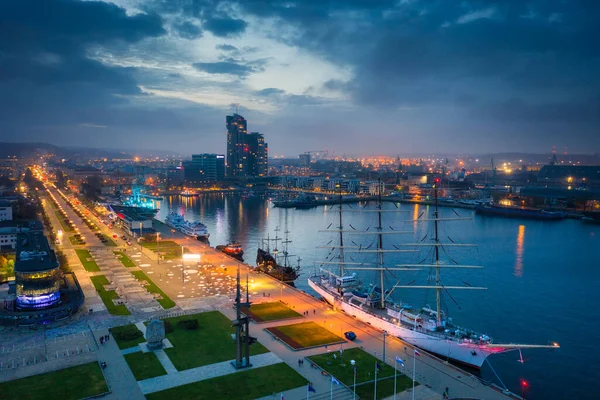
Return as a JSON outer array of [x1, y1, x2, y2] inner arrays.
[[81, 175, 102, 201]]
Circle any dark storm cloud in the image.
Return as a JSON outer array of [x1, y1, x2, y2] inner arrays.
[[203, 16, 248, 38], [0, 0, 165, 142], [172, 20, 203, 39], [192, 61, 254, 76]]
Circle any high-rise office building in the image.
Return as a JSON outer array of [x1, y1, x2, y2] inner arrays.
[[247, 132, 268, 177], [226, 113, 248, 178], [225, 113, 268, 178]]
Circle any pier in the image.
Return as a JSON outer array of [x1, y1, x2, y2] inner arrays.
[[138, 217, 520, 400]]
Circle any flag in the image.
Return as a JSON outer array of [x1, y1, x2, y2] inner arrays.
[[331, 377, 340, 385], [414, 349, 421, 356], [308, 384, 316, 393], [395, 356, 405, 367]]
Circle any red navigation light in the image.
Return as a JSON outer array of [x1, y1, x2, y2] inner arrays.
[[434, 178, 441, 183], [520, 379, 529, 388]]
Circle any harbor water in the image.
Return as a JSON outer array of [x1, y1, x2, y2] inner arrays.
[[155, 193, 598, 399]]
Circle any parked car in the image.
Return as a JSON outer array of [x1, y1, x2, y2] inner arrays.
[[344, 331, 357, 341]]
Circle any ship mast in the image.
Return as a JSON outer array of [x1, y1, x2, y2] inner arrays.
[[377, 178, 385, 309], [337, 183, 345, 277], [434, 177, 442, 326]]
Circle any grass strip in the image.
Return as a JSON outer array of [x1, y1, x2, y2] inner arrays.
[[53, 211, 73, 232], [0, 362, 108, 400], [161, 311, 269, 371], [132, 270, 176, 309], [90, 275, 131, 316], [110, 324, 145, 349], [114, 251, 137, 267], [146, 362, 305, 400], [75, 249, 100, 272], [266, 321, 344, 349], [309, 348, 415, 399], [125, 351, 167, 381], [242, 301, 302, 322]]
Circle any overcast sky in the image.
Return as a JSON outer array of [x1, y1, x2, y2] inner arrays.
[[1, 0, 598, 156]]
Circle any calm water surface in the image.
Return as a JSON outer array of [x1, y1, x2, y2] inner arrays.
[[155, 193, 598, 399]]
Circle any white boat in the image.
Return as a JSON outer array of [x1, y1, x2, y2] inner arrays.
[[165, 212, 209, 239], [308, 181, 558, 369]]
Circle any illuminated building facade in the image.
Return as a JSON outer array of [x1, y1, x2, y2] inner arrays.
[[226, 113, 248, 178], [183, 154, 225, 183], [226, 114, 268, 178], [14, 232, 61, 309]]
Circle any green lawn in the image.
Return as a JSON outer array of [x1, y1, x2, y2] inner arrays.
[[131, 270, 176, 309], [75, 249, 100, 272], [162, 311, 269, 371], [90, 275, 131, 316], [146, 362, 306, 400], [0, 362, 108, 400], [266, 321, 344, 349], [110, 324, 145, 349], [309, 348, 415, 399], [114, 251, 137, 267], [125, 352, 167, 381], [242, 301, 302, 322], [53, 211, 73, 232]]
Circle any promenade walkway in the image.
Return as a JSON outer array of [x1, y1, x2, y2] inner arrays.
[[138, 352, 282, 395]]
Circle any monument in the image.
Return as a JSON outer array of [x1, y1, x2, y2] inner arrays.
[[146, 318, 165, 350]]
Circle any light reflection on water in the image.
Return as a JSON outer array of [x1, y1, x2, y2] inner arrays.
[[514, 225, 525, 277]]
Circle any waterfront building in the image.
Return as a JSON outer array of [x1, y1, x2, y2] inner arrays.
[[183, 154, 226, 184], [0, 200, 12, 221], [167, 166, 184, 187], [226, 113, 268, 178], [247, 132, 268, 177], [538, 165, 600, 186], [14, 231, 61, 309], [226, 113, 248, 178]]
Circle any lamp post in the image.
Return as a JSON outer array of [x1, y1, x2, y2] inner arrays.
[[351, 360, 356, 400], [383, 330, 387, 366], [181, 245, 185, 284], [521, 379, 528, 400]]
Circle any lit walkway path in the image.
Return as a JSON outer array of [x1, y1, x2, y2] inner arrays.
[[93, 329, 145, 400], [138, 351, 282, 395]]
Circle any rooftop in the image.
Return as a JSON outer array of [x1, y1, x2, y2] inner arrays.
[[15, 232, 59, 273], [0, 219, 43, 231]]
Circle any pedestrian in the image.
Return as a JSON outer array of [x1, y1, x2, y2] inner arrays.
[[301, 359, 304, 366], [313, 309, 315, 314], [445, 387, 449, 398], [100, 337, 104, 344], [298, 359, 301, 367], [106, 334, 110, 342]]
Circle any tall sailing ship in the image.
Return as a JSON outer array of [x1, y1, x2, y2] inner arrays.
[[308, 179, 559, 368], [256, 227, 300, 285]]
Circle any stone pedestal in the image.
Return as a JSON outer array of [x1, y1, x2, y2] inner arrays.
[[146, 319, 165, 350]]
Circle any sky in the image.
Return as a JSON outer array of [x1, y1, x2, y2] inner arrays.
[[0, 0, 599, 157]]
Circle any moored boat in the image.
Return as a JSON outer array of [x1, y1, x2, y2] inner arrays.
[[476, 205, 566, 220], [308, 179, 559, 368]]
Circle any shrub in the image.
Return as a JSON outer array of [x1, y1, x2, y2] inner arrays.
[[164, 320, 174, 334], [113, 326, 144, 341], [177, 319, 199, 330]]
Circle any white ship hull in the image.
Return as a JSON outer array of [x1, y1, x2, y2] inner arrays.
[[309, 278, 498, 368]]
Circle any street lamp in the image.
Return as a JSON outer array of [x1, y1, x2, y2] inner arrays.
[[350, 359, 357, 400], [156, 231, 160, 264]]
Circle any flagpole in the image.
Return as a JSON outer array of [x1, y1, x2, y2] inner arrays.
[[374, 361, 378, 400], [412, 350, 416, 400], [330, 377, 333, 400], [394, 358, 397, 400], [353, 366, 356, 400]]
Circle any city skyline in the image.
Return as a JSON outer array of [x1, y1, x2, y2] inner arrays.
[[1, 0, 599, 155]]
